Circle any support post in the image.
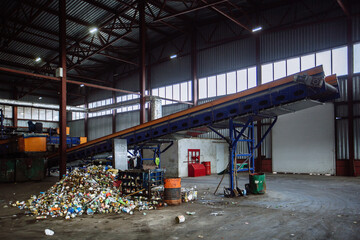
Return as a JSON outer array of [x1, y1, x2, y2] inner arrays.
[[147, 54, 152, 121], [59, 0, 67, 179], [256, 121, 262, 172], [13, 88, 18, 129], [112, 88, 116, 134], [191, 28, 198, 106], [84, 92, 89, 139], [139, 0, 146, 124], [228, 119, 236, 191], [347, 14, 355, 176]]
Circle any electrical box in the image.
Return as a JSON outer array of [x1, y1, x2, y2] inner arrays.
[[56, 67, 63, 77]]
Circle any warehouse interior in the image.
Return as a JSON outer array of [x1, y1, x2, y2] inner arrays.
[[0, 0, 360, 239]]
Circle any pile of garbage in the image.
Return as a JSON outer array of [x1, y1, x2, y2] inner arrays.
[[10, 165, 162, 219]]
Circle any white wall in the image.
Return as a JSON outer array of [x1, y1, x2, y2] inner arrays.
[[177, 139, 228, 177], [154, 138, 229, 177], [272, 103, 335, 174]]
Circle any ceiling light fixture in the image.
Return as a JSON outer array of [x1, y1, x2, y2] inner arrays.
[[252, 26, 262, 32], [35, 57, 41, 62], [170, 54, 177, 59], [80, 84, 85, 87], [89, 27, 98, 34]]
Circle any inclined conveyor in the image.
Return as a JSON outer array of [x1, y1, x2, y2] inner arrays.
[[49, 66, 340, 194]]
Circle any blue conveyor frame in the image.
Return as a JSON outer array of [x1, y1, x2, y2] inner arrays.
[[49, 68, 340, 187]]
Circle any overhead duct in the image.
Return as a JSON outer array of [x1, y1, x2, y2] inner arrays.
[[0, 98, 87, 112]]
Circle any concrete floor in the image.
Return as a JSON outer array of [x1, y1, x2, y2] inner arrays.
[[1, 173, 359, 240]]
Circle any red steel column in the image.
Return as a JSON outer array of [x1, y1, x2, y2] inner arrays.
[[147, 55, 152, 121], [347, 14, 355, 176], [13, 88, 18, 128], [112, 89, 116, 133], [191, 29, 198, 106], [59, 0, 67, 179], [139, 0, 146, 124], [84, 92, 89, 139]]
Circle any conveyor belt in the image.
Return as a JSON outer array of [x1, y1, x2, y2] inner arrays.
[[49, 66, 340, 162]]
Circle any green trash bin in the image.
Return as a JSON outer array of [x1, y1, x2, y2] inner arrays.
[[249, 173, 266, 194]]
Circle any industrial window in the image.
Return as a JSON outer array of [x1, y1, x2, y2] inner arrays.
[[237, 69, 247, 92], [0, 105, 12, 119], [17, 107, 58, 122], [274, 60, 286, 80], [287, 57, 300, 75], [116, 92, 147, 114], [248, 67, 257, 88], [199, 78, 207, 99], [355, 43, 360, 73], [173, 84, 180, 101], [217, 74, 226, 96], [301, 54, 315, 71], [207, 76, 216, 98], [226, 71, 236, 94], [53, 111, 59, 121], [46, 109, 52, 121], [158, 87, 166, 105], [316, 50, 331, 76], [88, 98, 113, 118], [261, 63, 273, 84], [332, 46, 348, 76], [165, 85, 172, 105], [32, 108, 39, 120], [263, 45, 348, 83], [72, 104, 86, 121], [180, 81, 188, 101], [39, 109, 46, 121], [187, 81, 192, 101]]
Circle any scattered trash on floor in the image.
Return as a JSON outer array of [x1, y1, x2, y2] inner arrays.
[[354, 221, 357, 224], [198, 235, 204, 238], [10, 165, 163, 220], [244, 222, 249, 225], [210, 211, 224, 216], [290, 233, 295, 237], [44, 229, 54, 236], [186, 211, 196, 215], [182, 188, 198, 202], [175, 215, 185, 223]]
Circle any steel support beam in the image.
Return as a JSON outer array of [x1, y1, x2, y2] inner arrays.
[[200, 0, 251, 32], [139, 0, 146, 124], [191, 29, 198, 106], [147, 54, 152, 121], [153, 0, 227, 22], [346, 13, 355, 176], [112, 85, 116, 134], [84, 92, 89, 139], [256, 121, 262, 171], [98, 53, 138, 66], [0, 67, 139, 95], [337, 0, 350, 16], [59, 0, 67, 180]]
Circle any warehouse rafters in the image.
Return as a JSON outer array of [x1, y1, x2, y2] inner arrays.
[[0, 0, 358, 98]]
